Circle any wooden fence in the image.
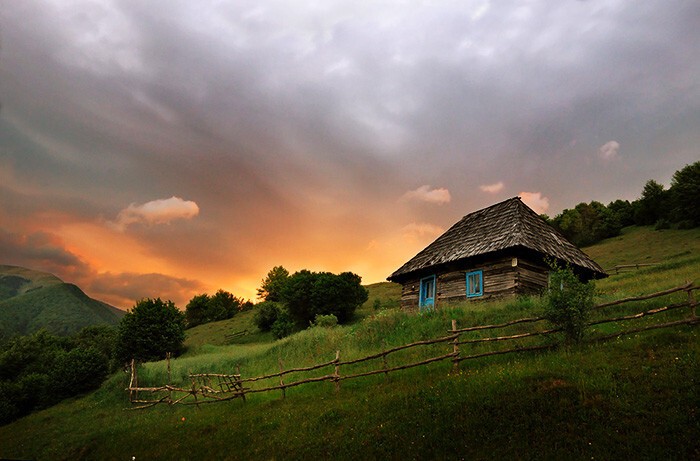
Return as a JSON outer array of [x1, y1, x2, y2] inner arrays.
[[605, 263, 658, 274], [127, 282, 698, 409]]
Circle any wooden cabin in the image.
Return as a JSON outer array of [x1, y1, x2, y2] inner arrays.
[[387, 197, 607, 310]]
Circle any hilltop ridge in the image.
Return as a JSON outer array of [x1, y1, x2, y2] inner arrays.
[[0, 265, 124, 339]]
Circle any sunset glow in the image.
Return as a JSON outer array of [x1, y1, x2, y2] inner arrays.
[[2, 1, 698, 309]]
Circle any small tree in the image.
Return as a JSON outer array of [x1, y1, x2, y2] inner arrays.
[[669, 161, 700, 227], [270, 309, 294, 339], [185, 294, 209, 328], [116, 298, 186, 363], [282, 270, 368, 326], [543, 265, 595, 344], [257, 266, 289, 302], [207, 289, 242, 321]]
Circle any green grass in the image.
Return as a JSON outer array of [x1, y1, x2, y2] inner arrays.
[[1, 227, 699, 460]]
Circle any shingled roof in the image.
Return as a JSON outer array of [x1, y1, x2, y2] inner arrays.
[[388, 197, 607, 282]]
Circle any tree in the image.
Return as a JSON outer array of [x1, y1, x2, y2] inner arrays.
[[281, 270, 368, 326], [185, 294, 209, 328], [607, 199, 635, 227], [633, 179, 668, 225], [257, 266, 289, 302], [207, 289, 242, 322], [185, 290, 244, 328], [116, 298, 186, 363], [668, 161, 700, 226]]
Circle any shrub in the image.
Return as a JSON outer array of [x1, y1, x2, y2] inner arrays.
[[271, 309, 295, 340], [543, 265, 595, 344], [282, 270, 368, 326], [253, 301, 281, 332], [116, 298, 186, 363], [185, 290, 244, 328], [312, 314, 338, 328]]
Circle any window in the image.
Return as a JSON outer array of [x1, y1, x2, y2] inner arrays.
[[466, 270, 483, 298], [419, 275, 436, 310]]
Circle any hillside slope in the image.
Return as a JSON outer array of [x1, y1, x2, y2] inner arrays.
[[0, 228, 698, 460], [0, 265, 124, 339]]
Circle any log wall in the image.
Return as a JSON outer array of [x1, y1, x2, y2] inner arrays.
[[398, 256, 549, 310]]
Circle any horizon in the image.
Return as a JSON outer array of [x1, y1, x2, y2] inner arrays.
[[2, 1, 699, 309]]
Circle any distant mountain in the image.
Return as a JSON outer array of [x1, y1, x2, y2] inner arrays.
[[0, 265, 124, 339]]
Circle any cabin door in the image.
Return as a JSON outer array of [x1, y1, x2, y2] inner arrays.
[[419, 275, 436, 310]]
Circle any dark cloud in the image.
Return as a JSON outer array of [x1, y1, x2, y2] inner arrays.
[[1, 1, 699, 301], [88, 272, 207, 309], [0, 229, 91, 279]]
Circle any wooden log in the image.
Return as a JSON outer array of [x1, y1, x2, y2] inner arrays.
[[334, 350, 341, 393], [457, 327, 561, 345], [236, 365, 246, 403], [451, 319, 460, 373], [456, 343, 556, 362], [338, 334, 458, 366], [245, 374, 337, 394], [688, 286, 697, 318], [235, 359, 337, 383], [339, 351, 458, 381], [594, 282, 693, 309], [587, 303, 688, 326], [278, 359, 286, 399], [591, 317, 699, 342], [452, 316, 545, 334]]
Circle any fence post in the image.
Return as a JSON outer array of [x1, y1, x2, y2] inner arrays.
[[381, 340, 389, 378], [688, 284, 697, 319], [129, 358, 137, 403], [451, 319, 460, 374], [236, 364, 246, 403], [166, 352, 172, 404], [278, 359, 286, 399], [334, 350, 341, 393]]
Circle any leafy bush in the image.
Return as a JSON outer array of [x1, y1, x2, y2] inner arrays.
[[52, 346, 109, 398], [116, 298, 186, 363], [185, 290, 244, 328], [0, 327, 116, 425], [543, 265, 595, 344], [271, 309, 295, 339], [312, 314, 338, 328], [282, 270, 368, 326], [253, 301, 281, 332]]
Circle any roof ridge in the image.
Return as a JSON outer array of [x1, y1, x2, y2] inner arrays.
[[388, 196, 607, 282]]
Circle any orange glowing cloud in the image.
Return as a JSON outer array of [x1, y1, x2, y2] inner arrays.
[[110, 196, 200, 231], [518, 192, 550, 214]]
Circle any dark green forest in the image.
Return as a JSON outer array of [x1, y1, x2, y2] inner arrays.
[[544, 161, 700, 247]]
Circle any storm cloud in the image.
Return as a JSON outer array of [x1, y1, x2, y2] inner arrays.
[[1, 1, 699, 306]]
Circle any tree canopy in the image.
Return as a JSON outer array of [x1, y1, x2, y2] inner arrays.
[[116, 298, 186, 363], [256, 266, 289, 302], [281, 270, 368, 326]]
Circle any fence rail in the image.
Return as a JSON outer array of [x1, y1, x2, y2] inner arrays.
[[127, 282, 698, 409], [605, 263, 658, 274]]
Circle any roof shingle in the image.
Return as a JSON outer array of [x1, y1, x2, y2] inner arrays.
[[388, 197, 607, 281]]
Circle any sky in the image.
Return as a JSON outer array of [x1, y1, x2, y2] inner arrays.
[[1, 1, 699, 309]]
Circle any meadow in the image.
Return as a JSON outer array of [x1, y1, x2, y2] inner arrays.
[[0, 225, 698, 460]]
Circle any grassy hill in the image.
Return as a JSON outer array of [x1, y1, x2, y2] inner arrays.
[[0, 265, 124, 339], [0, 227, 698, 460]]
